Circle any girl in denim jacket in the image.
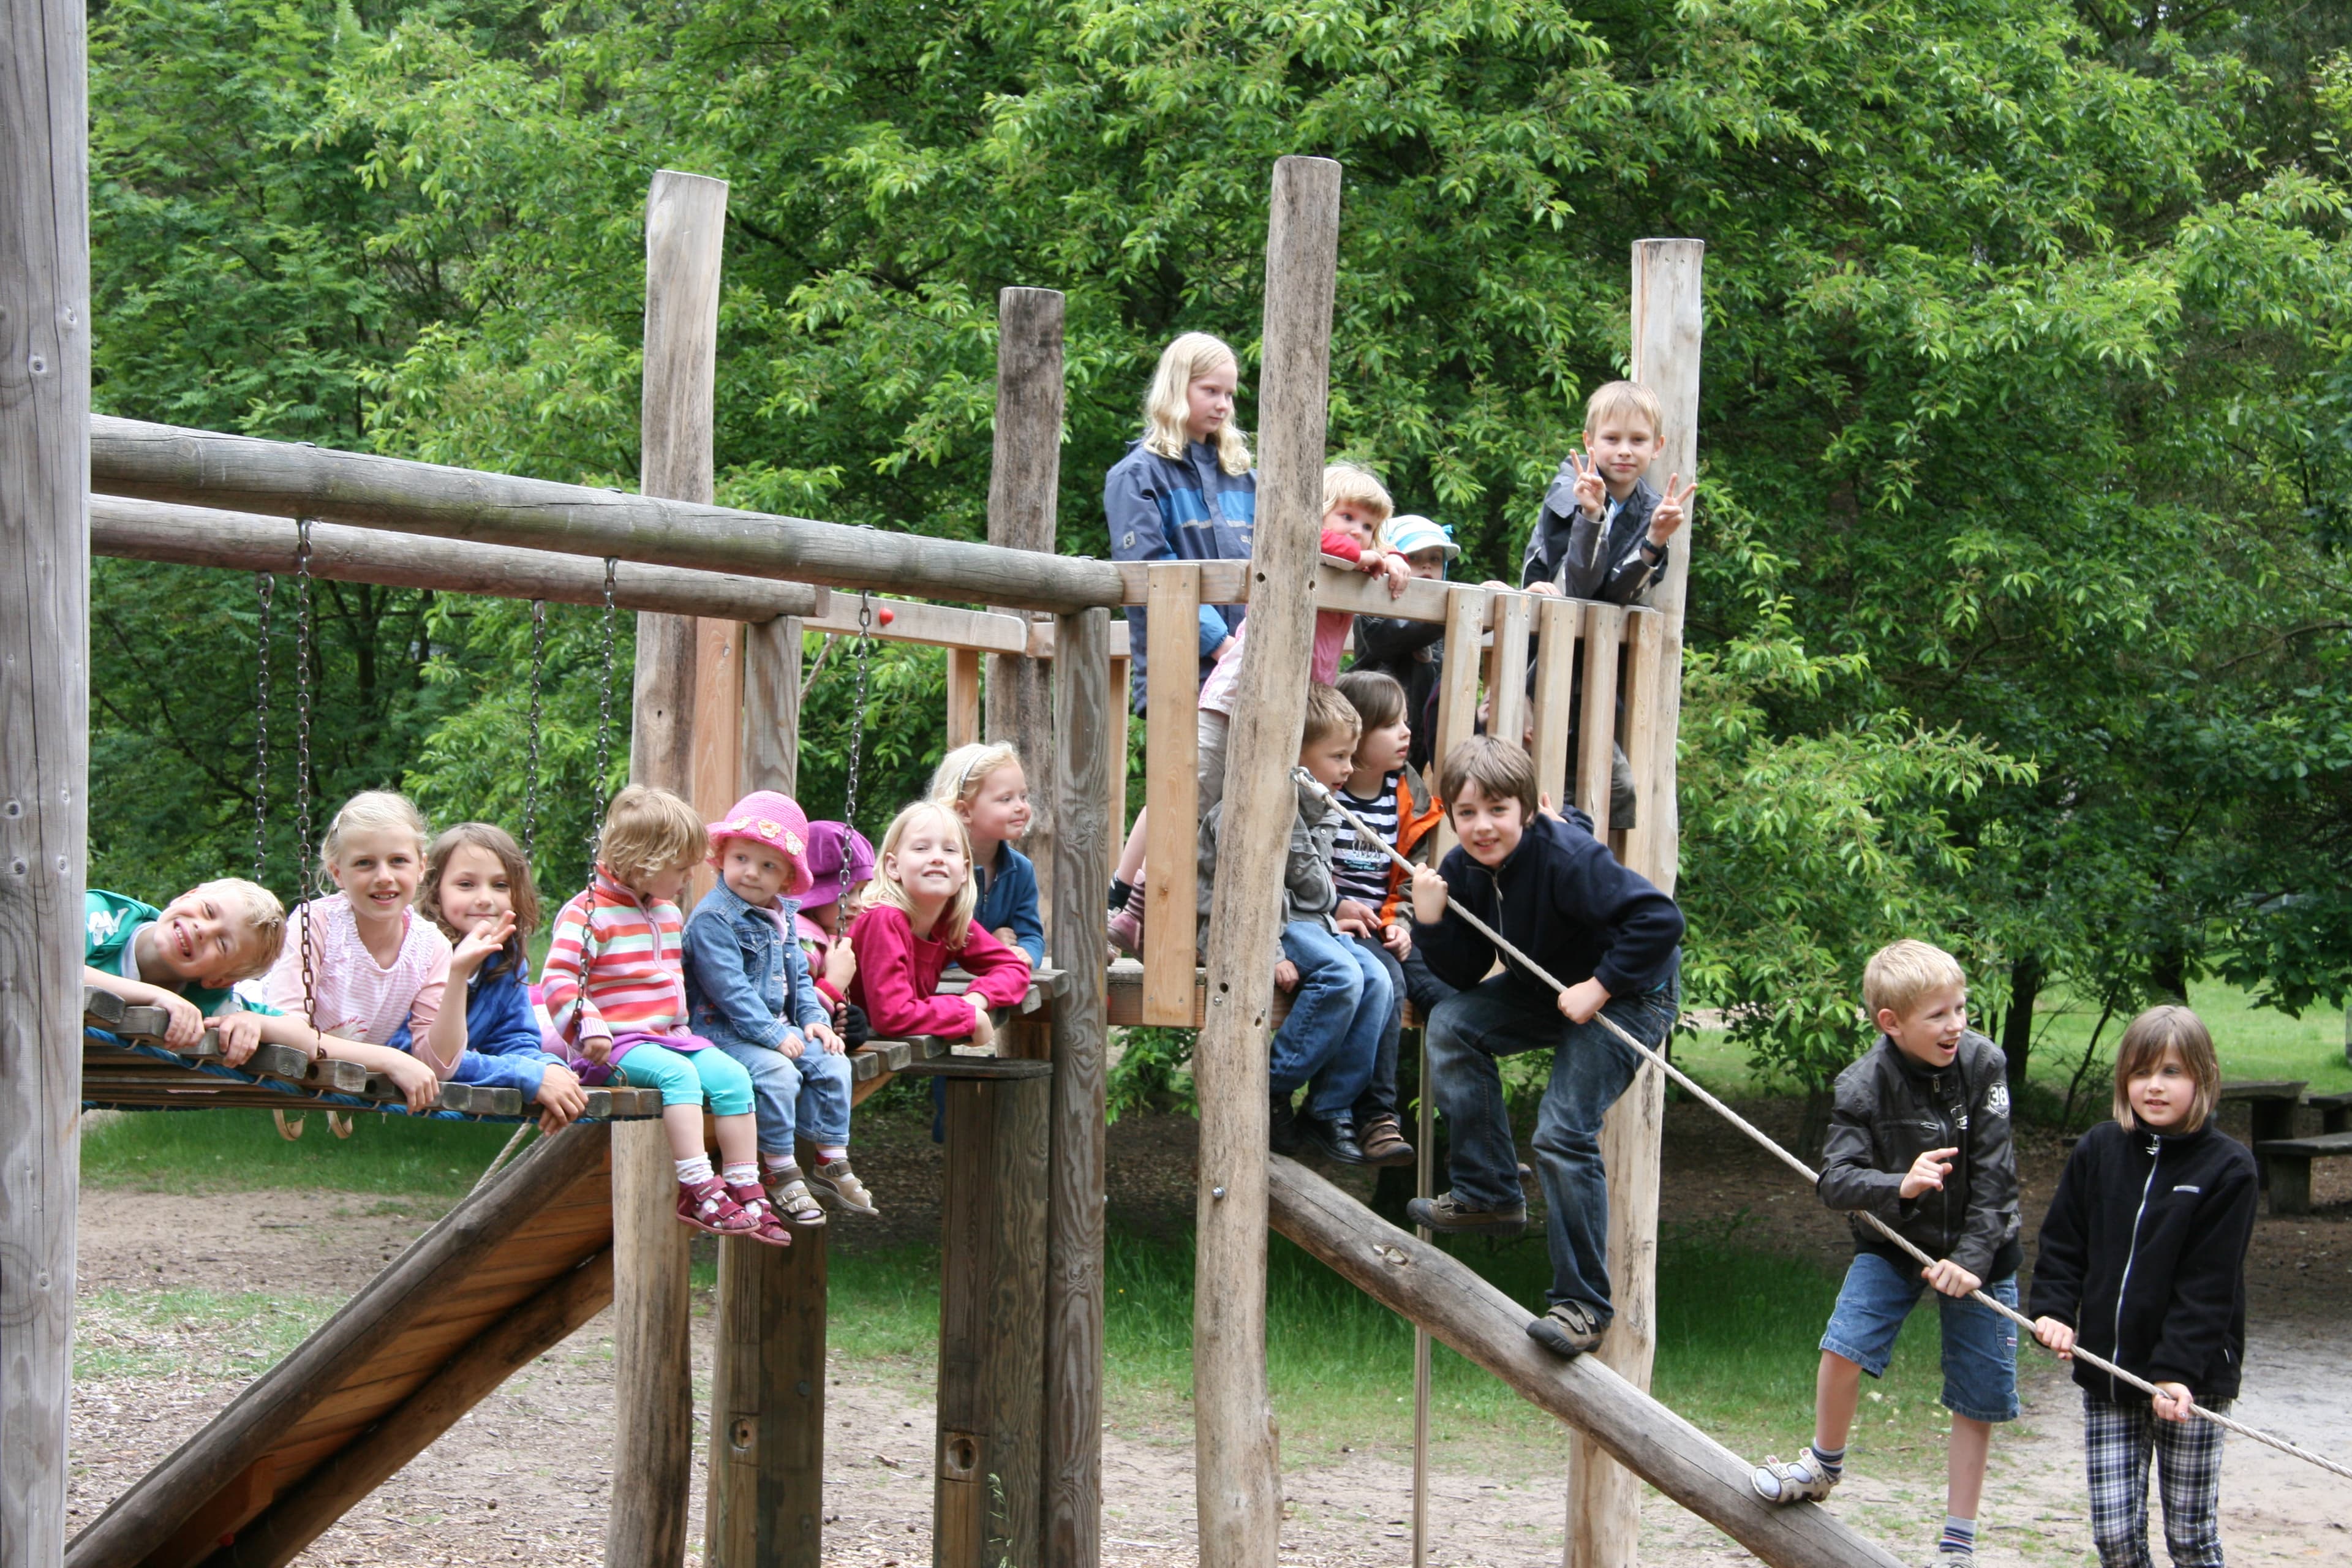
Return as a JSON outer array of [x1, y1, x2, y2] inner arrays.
[[684, 791, 859, 1224]]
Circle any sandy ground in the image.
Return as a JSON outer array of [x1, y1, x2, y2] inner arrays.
[[66, 1095, 2352, 1566]]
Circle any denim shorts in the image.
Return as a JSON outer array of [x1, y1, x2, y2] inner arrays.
[[1820, 1250, 2019, 1423]]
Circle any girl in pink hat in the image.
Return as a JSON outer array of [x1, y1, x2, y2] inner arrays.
[[684, 790, 858, 1224]]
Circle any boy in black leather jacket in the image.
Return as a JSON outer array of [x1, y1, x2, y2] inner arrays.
[[1754, 940, 2020, 1567]]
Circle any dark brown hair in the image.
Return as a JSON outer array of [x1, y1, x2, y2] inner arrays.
[[423, 822, 539, 977], [1336, 668, 1406, 739], [1438, 735, 1538, 820]]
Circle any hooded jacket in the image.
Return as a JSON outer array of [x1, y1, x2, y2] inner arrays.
[[1197, 777, 1342, 965], [1412, 807, 1682, 1005], [2027, 1118, 2258, 1404], [1106, 437, 1256, 713], [1818, 1031, 2022, 1284], [1521, 469, 1667, 605]]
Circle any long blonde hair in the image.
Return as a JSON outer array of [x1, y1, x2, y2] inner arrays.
[[1143, 333, 1253, 475], [868, 800, 979, 951], [929, 741, 1023, 813], [320, 791, 431, 879]]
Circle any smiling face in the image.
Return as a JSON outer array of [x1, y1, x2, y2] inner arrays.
[[1185, 359, 1238, 443], [435, 843, 514, 933], [886, 809, 970, 907], [326, 828, 423, 923], [151, 884, 271, 989], [2127, 1046, 2196, 1132], [1881, 983, 1969, 1070], [1449, 782, 1528, 868], [718, 839, 793, 908], [960, 763, 1031, 846], [1584, 414, 1662, 500]]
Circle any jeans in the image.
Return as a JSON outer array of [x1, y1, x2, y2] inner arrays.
[[1348, 936, 1409, 1125], [1820, 1251, 2020, 1423], [716, 1038, 853, 1157], [1274, 921, 1388, 1118], [1424, 976, 1677, 1318]]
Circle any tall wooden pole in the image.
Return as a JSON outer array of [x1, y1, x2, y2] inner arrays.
[[1565, 238, 1703, 1568], [1, 0, 90, 1555], [986, 287, 1065, 919], [611, 167, 728, 1568], [1194, 154, 1344, 1568], [1044, 606, 1110, 1568]]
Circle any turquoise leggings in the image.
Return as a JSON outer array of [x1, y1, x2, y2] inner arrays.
[[612, 1041, 755, 1116]]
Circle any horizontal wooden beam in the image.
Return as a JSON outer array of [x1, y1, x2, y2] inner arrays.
[[89, 417, 1127, 614], [1265, 1158, 1904, 1568], [90, 496, 826, 622], [1022, 618, 1129, 660], [802, 593, 1030, 655]]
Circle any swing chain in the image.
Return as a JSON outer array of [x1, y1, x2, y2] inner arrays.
[[252, 572, 274, 883], [839, 592, 876, 838], [523, 598, 548, 862], [590, 559, 618, 860], [293, 519, 322, 1060]]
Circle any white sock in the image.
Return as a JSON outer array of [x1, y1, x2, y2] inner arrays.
[[762, 1153, 796, 1175], [674, 1155, 714, 1187], [721, 1162, 759, 1188], [817, 1146, 848, 1164]]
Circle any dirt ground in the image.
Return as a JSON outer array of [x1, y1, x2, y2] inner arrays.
[[66, 1094, 2352, 1566]]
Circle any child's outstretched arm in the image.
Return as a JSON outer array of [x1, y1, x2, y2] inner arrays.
[[1815, 1076, 1909, 1216], [683, 906, 794, 1052], [850, 909, 1004, 1040], [777, 933, 840, 1052], [83, 963, 207, 1047], [1408, 863, 1492, 992], [249, 1015, 439, 1113]]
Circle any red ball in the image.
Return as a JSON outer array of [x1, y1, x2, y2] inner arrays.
[[876, 606, 896, 626]]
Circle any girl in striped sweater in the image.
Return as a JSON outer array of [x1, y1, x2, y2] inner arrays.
[[541, 785, 790, 1246]]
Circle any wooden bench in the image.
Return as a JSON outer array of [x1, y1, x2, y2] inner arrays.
[[2307, 1090, 2352, 1135], [2220, 1078, 2307, 1144], [2252, 1131, 2352, 1216]]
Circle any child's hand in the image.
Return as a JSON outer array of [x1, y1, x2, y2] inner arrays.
[[1647, 473, 1695, 546], [152, 987, 207, 1049], [2152, 1381, 2194, 1423], [1898, 1146, 1959, 1200], [1409, 866, 1449, 925], [1381, 922, 1412, 960], [1538, 791, 1566, 822], [965, 995, 997, 1050], [1569, 451, 1606, 520], [1556, 977, 1610, 1025], [824, 937, 857, 993], [581, 1035, 614, 1066], [1333, 898, 1379, 939], [995, 929, 1034, 970], [1518, 580, 1561, 597], [1273, 959, 1300, 993], [809, 1020, 844, 1055], [450, 910, 516, 976], [214, 1011, 260, 1066], [383, 1052, 440, 1114], [1379, 552, 1412, 598], [535, 1063, 587, 1133], [2032, 1316, 2076, 1359], [1921, 1257, 1980, 1299], [777, 1028, 806, 1060]]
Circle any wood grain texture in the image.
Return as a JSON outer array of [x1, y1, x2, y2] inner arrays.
[[1044, 606, 1111, 1568], [986, 288, 1065, 924], [946, 647, 982, 750], [1574, 602, 1623, 837], [685, 614, 744, 907], [611, 168, 723, 1568], [1485, 591, 1532, 752], [1194, 154, 1342, 1568], [89, 496, 823, 621], [1529, 597, 1580, 814], [1, 0, 91, 1551], [1265, 1158, 1902, 1568], [67, 1126, 612, 1568], [1142, 564, 1201, 1027], [741, 616, 802, 796], [1106, 655, 1131, 843], [1427, 586, 1488, 861], [804, 594, 1029, 654]]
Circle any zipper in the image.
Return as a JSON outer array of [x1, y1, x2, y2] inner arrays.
[[2112, 1134, 2162, 1403]]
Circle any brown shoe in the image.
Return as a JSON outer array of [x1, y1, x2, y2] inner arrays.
[[809, 1157, 880, 1216], [1357, 1115, 1415, 1167]]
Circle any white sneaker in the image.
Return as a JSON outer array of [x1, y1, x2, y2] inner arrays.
[[1751, 1446, 1840, 1505]]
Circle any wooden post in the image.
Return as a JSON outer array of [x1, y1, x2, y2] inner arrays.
[[946, 647, 983, 750], [1485, 590, 1532, 753], [1427, 585, 1487, 858], [1529, 597, 1580, 813], [612, 167, 728, 1568], [1106, 654, 1131, 843], [742, 616, 804, 793], [1195, 154, 1344, 1568], [986, 287, 1065, 914], [1142, 564, 1200, 1025], [1045, 606, 1111, 1568], [1573, 603, 1623, 837], [0, 0, 90, 1550], [1566, 238, 1703, 1568]]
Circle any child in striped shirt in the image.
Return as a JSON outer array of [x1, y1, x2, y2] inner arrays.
[[542, 785, 789, 1246]]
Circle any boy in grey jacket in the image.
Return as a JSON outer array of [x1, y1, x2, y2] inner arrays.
[[1197, 684, 1390, 1164]]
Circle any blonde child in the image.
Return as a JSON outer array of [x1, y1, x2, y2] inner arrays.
[[541, 785, 790, 1246], [413, 823, 589, 1134], [929, 742, 1043, 968], [1522, 380, 1694, 605], [845, 801, 1033, 1204], [1109, 462, 1410, 954], [684, 791, 848, 1227], [2030, 1007, 2256, 1568]]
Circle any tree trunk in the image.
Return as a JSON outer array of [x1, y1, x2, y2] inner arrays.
[[2149, 949, 2188, 1003], [2001, 952, 2041, 1107]]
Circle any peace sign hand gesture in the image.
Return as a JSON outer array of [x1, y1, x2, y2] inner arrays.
[[1568, 451, 1607, 521], [1647, 473, 1696, 546]]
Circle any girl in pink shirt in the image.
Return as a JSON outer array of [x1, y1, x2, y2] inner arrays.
[[847, 801, 1031, 1053]]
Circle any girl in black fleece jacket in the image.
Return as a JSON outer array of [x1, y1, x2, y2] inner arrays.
[[2029, 1006, 2257, 1568]]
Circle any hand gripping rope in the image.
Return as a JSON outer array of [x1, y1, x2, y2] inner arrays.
[[1291, 768, 2352, 1483]]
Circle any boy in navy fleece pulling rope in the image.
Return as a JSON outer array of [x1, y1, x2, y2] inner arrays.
[[1403, 735, 1684, 1358]]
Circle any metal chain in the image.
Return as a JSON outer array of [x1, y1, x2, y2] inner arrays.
[[252, 573, 274, 883], [293, 521, 322, 1060], [589, 560, 618, 862], [839, 592, 876, 839], [522, 598, 548, 862]]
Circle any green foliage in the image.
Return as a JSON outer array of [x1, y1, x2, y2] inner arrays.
[[1107, 1027, 1199, 1121]]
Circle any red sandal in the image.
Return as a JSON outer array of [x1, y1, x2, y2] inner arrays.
[[725, 1182, 794, 1248], [676, 1176, 761, 1238]]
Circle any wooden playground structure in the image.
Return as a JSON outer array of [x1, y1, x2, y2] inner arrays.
[[4, 18, 1905, 1563]]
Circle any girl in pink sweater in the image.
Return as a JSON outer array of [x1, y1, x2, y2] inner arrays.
[[847, 801, 1031, 1054]]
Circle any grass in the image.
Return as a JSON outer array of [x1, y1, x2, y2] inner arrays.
[[81, 1106, 525, 1202], [75, 1285, 336, 1381]]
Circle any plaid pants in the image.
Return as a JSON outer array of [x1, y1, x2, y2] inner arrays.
[[2084, 1392, 2228, 1567]]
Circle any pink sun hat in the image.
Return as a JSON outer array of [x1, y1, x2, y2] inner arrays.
[[706, 790, 815, 897]]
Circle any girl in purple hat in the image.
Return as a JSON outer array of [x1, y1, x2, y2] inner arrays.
[[684, 790, 859, 1224]]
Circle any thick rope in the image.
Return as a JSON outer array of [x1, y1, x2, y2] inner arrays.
[[1294, 769, 2352, 1483], [472, 1123, 535, 1196]]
